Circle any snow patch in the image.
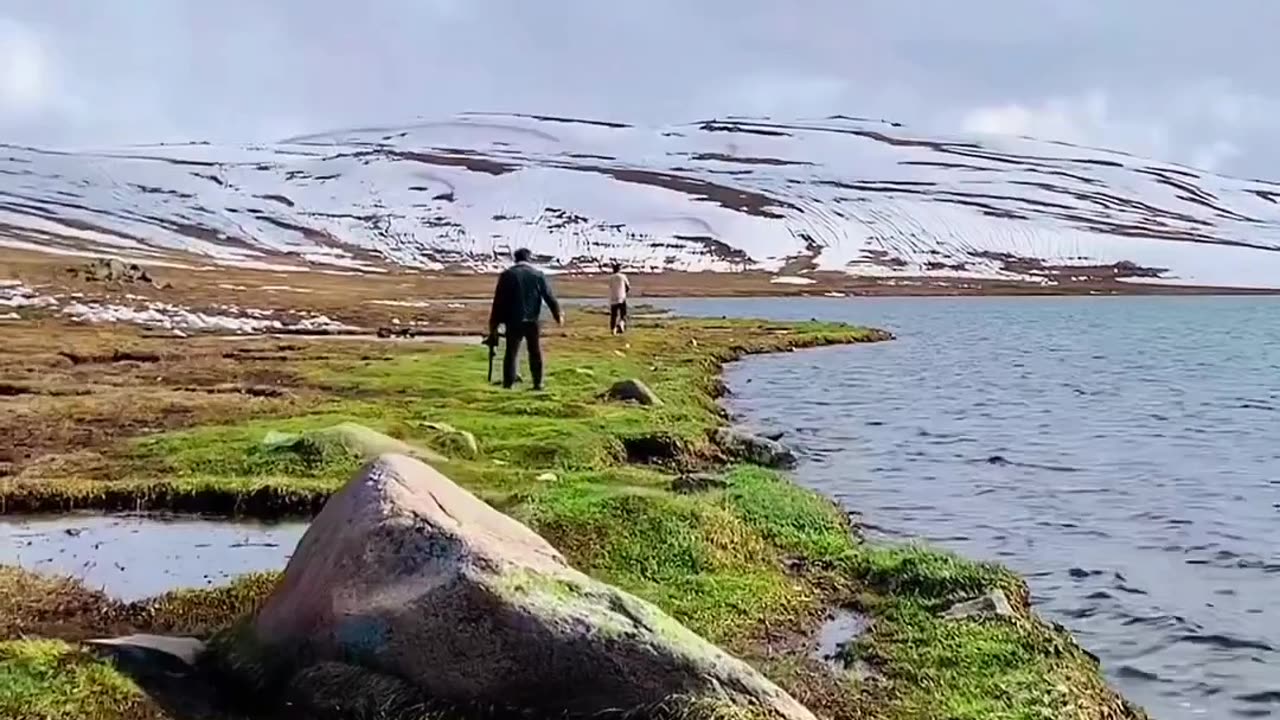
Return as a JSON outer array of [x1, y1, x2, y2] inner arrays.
[[216, 259, 310, 273], [0, 238, 107, 258], [60, 300, 358, 334], [0, 283, 58, 308], [367, 299, 433, 307]]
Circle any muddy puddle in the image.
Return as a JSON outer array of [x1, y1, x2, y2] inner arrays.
[[815, 609, 870, 670], [1, 514, 305, 601]]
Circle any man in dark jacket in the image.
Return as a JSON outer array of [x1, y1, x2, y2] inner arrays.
[[487, 248, 563, 390]]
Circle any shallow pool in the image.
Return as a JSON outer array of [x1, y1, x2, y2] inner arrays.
[[1, 514, 305, 601]]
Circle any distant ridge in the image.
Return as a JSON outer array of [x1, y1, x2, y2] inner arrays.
[[3, 112, 1280, 289]]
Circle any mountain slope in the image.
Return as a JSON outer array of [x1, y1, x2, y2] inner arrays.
[[4, 112, 1280, 289]]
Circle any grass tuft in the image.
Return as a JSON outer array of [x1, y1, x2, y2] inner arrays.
[[0, 640, 146, 720], [847, 545, 1024, 608]]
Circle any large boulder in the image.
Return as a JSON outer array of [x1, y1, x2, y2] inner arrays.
[[712, 428, 798, 469], [240, 454, 814, 719]]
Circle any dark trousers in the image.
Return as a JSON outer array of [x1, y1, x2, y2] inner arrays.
[[609, 301, 628, 332], [503, 321, 543, 389]]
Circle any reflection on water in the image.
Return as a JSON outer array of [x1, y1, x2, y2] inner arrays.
[[666, 296, 1280, 720], [0, 514, 303, 601]]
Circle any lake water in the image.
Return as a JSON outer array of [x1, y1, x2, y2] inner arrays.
[[665, 296, 1280, 720]]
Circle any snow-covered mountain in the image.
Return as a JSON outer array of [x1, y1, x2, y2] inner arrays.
[[4, 112, 1280, 288]]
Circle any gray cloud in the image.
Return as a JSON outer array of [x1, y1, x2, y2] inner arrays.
[[2, 0, 1278, 177]]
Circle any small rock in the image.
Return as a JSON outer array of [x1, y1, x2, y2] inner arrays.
[[413, 421, 480, 458], [670, 473, 729, 494], [605, 378, 664, 407], [942, 589, 1017, 620], [536, 472, 558, 482], [712, 428, 797, 469]]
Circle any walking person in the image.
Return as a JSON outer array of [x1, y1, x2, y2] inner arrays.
[[607, 262, 630, 335], [487, 248, 563, 390]]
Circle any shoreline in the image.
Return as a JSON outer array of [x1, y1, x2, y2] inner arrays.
[[0, 315, 1146, 719]]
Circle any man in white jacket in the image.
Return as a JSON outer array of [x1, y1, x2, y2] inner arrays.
[[607, 262, 630, 335]]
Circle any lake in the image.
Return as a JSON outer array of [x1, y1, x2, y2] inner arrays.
[[664, 296, 1280, 720]]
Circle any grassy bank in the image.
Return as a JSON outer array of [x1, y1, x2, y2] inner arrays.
[[0, 316, 1144, 720]]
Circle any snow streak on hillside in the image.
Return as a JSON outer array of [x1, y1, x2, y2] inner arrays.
[[4, 113, 1280, 288]]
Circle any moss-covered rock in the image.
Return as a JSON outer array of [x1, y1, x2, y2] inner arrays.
[[262, 421, 447, 466], [409, 420, 480, 459]]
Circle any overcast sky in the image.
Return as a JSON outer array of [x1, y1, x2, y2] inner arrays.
[[3, 1, 1279, 177]]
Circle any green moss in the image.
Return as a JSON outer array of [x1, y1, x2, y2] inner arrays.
[[129, 412, 374, 482], [493, 569, 584, 604], [0, 474, 342, 516], [720, 466, 857, 562], [846, 544, 1024, 608], [131, 572, 281, 636], [850, 606, 1075, 720], [516, 482, 812, 643], [15, 319, 873, 514], [0, 640, 148, 720]]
